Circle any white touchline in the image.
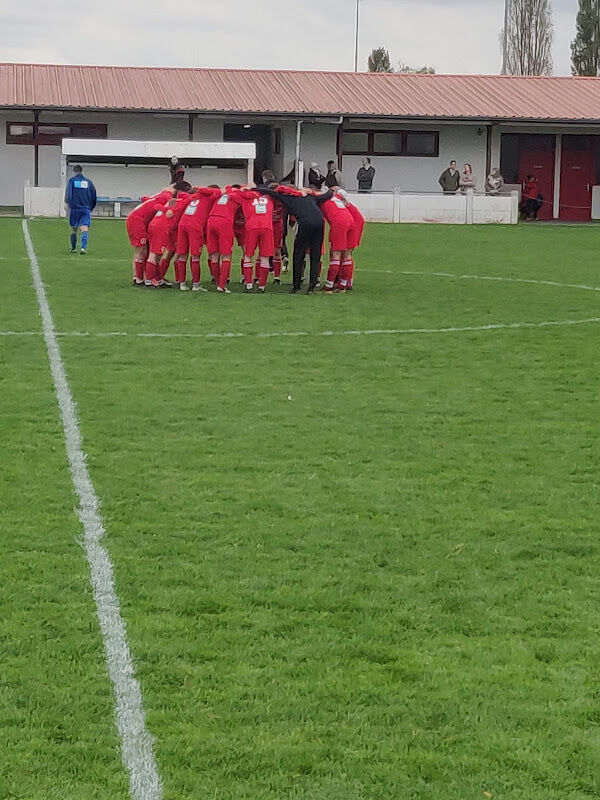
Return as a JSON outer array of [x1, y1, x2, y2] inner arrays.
[[21, 220, 163, 800], [3, 316, 600, 341]]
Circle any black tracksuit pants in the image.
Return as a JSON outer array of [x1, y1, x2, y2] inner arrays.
[[292, 222, 323, 290]]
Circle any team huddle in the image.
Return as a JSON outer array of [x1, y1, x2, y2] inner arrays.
[[125, 169, 365, 295]]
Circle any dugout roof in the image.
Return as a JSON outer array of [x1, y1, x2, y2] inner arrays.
[[3, 62, 600, 123]]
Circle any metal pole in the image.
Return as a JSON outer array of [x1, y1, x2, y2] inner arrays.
[[354, 0, 360, 72], [501, 0, 510, 75]]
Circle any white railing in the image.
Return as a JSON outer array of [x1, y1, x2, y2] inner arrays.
[[347, 189, 520, 225]]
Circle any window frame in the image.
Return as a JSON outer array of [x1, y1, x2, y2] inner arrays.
[[342, 128, 440, 158], [6, 120, 108, 146]]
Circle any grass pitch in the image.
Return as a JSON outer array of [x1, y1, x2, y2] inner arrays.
[[2, 217, 600, 799]]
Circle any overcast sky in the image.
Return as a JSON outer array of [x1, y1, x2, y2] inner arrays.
[[2, 0, 579, 76]]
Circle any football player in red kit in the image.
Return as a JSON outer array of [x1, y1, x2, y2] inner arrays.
[[206, 186, 243, 293], [126, 187, 174, 285], [146, 183, 192, 287], [174, 185, 221, 291], [233, 206, 246, 283], [237, 188, 275, 292], [336, 190, 365, 291], [260, 170, 284, 284], [316, 189, 355, 294]]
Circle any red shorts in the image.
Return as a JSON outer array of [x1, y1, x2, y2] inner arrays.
[[207, 218, 234, 255], [328, 219, 354, 252], [176, 225, 204, 257], [126, 219, 148, 248], [348, 218, 365, 250], [273, 219, 284, 249], [148, 221, 174, 255], [244, 228, 274, 259]]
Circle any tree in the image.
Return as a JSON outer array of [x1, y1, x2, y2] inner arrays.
[[502, 0, 553, 76], [368, 47, 393, 73], [397, 60, 435, 74], [571, 0, 600, 76]]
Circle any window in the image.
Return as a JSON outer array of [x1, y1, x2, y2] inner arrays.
[[342, 131, 370, 154], [342, 128, 439, 157], [7, 124, 34, 144], [373, 132, 403, 155], [6, 121, 108, 146], [405, 131, 438, 157], [36, 124, 72, 145]]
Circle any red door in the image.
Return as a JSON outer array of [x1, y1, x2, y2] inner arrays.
[[519, 149, 554, 221], [559, 139, 595, 221]]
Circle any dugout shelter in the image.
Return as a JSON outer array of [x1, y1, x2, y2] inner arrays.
[[57, 138, 256, 218]]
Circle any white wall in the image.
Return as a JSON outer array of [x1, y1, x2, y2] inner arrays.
[[341, 124, 487, 194], [298, 122, 338, 181], [346, 190, 518, 225], [0, 112, 34, 204]]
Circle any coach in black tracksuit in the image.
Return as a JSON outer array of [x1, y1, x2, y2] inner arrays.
[[257, 186, 333, 293]]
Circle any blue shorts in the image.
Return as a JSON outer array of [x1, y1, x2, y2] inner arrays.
[[69, 209, 91, 228]]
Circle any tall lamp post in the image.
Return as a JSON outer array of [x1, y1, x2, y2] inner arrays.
[[501, 0, 510, 74], [354, 0, 360, 72]]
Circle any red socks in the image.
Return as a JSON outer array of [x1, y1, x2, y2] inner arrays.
[[218, 257, 232, 290], [191, 258, 201, 284], [134, 257, 145, 281], [326, 260, 340, 288], [242, 257, 253, 288], [158, 258, 169, 281], [348, 257, 355, 287], [175, 257, 187, 283], [258, 265, 269, 289], [340, 259, 352, 288], [209, 256, 219, 282], [145, 259, 156, 282], [273, 257, 282, 278]]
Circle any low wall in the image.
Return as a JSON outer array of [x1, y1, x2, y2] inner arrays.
[[24, 184, 62, 217], [347, 190, 519, 225]]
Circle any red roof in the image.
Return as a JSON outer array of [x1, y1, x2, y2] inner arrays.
[[2, 62, 600, 122]]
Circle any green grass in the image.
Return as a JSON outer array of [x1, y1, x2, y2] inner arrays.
[[3, 217, 600, 799]]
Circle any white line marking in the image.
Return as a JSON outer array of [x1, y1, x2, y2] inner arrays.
[[366, 268, 600, 294], [21, 220, 162, 800], [4, 316, 600, 341]]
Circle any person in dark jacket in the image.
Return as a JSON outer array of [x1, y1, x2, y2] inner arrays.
[[308, 163, 325, 190], [356, 158, 375, 192], [325, 160, 344, 188], [257, 184, 333, 293], [438, 160, 460, 194], [65, 164, 97, 254]]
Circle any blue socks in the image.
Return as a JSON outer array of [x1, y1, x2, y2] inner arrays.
[[81, 231, 88, 250], [70, 233, 77, 250]]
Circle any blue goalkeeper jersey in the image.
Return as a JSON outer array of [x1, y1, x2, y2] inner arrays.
[[65, 174, 97, 210]]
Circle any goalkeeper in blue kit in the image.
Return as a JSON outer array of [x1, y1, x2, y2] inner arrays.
[[65, 164, 97, 254]]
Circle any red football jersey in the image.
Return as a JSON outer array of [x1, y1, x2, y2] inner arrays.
[[207, 187, 242, 225], [127, 190, 173, 227], [238, 190, 274, 232], [179, 188, 221, 232], [319, 193, 354, 227]]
